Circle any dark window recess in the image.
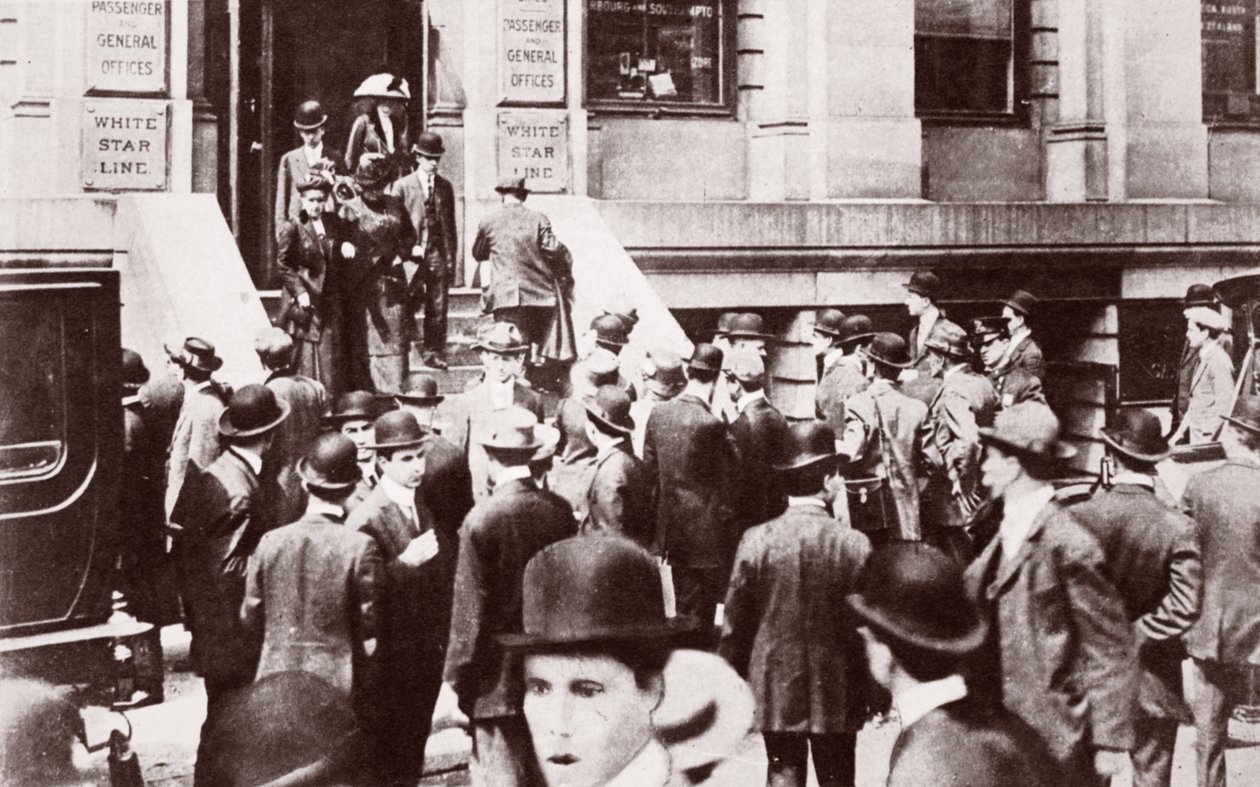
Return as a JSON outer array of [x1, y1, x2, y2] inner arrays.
[[586, 0, 726, 108], [0, 297, 66, 480], [915, 0, 1016, 117], [1202, 0, 1260, 121]]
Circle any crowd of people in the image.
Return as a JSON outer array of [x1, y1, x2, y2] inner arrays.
[[104, 71, 1260, 787]]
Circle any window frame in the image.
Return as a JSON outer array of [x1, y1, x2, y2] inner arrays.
[[913, 0, 1031, 126], [581, 0, 736, 117], [1201, 0, 1260, 126]]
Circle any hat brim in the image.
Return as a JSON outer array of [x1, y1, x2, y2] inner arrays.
[[296, 457, 362, 493], [1213, 272, 1260, 309], [495, 184, 529, 194], [393, 393, 445, 407], [924, 342, 972, 360], [365, 435, 428, 451], [863, 350, 912, 370], [498, 616, 697, 651], [1099, 429, 1172, 464], [583, 402, 634, 436], [773, 452, 838, 473], [726, 331, 776, 342], [219, 399, 291, 438], [845, 593, 989, 657], [978, 428, 1078, 462], [687, 361, 722, 373], [474, 342, 530, 355], [653, 649, 756, 773], [166, 343, 224, 373], [1003, 300, 1030, 316], [836, 331, 875, 347], [323, 411, 375, 424], [292, 117, 328, 130], [904, 284, 937, 298], [478, 423, 561, 453]]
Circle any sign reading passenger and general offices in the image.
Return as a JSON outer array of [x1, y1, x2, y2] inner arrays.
[[86, 0, 168, 94], [498, 110, 568, 192], [498, 0, 565, 104], [81, 100, 168, 191]]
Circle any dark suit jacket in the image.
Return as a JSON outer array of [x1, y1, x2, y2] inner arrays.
[[263, 372, 328, 529], [550, 396, 598, 512], [719, 503, 871, 733], [888, 696, 1063, 787], [964, 499, 1136, 765], [170, 449, 265, 685], [729, 395, 790, 528], [1171, 342, 1197, 428], [419, 433, 473, 540], [471, 202, 570, 312], [991, 365, 1046, 410], [581, 442, 655, 549], [241, 510, 381, 695], [447, 379, 545, 501], [998, 333, 1046, 379], [277, 211, 345, 344], [1181, 460, 1260, 665], [443, 478, 577, 719], [275, 146, 338, 226], [388, 170, 458, 265], [642, 393, 739, 567], [342, 192, 419, 359], [921, 367, 998, 529], [1071, 482, 1201, 721], [815, 356, 869, 435]]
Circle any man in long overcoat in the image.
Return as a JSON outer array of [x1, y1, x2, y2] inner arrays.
[[549, 349, 619, 514], [1180, 397, 1260, 787], [964, 403, 1135, 786], [726, 347, 790, 530], [903, 271, 946, 404], [720, 421, 872, 787], [1071, 409, 1202, 787]]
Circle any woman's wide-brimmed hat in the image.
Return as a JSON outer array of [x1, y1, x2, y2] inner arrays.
[[1099, 409, 1172, 464], [353, 73, 410, 100], [498, 536, 696, 650], [219, 384, 290, 438]]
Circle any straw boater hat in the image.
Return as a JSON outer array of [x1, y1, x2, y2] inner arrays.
[[1099, 409, 1172, 465], [353, 73, 410, 101], [297, 433, 363, 493], [166, 337, 223, 374], [978, 402, 1077, 463], [476, 407, 559, 456], [218, 385, 290, 438]]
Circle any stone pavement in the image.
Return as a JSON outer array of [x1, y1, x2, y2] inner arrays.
[[133, 626, 1260, 786]]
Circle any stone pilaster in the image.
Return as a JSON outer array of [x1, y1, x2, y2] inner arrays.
[[1045, 0, 1108, 201]]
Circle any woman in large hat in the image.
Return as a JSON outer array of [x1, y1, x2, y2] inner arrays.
[[345, 72, 414, 179], [501, 536, 754, 787]]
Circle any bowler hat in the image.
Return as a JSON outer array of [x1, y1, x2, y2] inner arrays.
[[254, 326, 294, 364], [166, 337, 223, 373], [296, 174, 332, 194], [1185, 306, 1229, 333], [353, 154, 393, 190], [297, 433, 363, 493], [1225, 397, 1260, 436], [978, 402, 1077, 462], [1004, 289, 1039, 317], [353, 73, 410, 100], [642, 348, 686, 395], [726, 313, 774, 341], [121, 348, 149, 393], [713, 312, 740, 339], [412, 131, 445, 159], [923, 320, 972, 359], [495, 175, 528, 194], [773, 421, 837, 472], [574, 348, 621, 393], [725, 346, 765, 385], [476, 407, 558, 454], [813, 308, 847, 338], [583, 385, 635, 436], [499, 536, 696, 650], [835, 315, 875, 346], [1100, 409, 1171, 465], [367, 410, 427, 451], [591, 313, 631, 348], [1183, 283, 1216, 308], [393, 375, 445, 407], [601, 295, 639, 328], [863, 332, 912, 369], [219, 384, 290, 438], [324, 390, 378, 424], [904, 271, 941, 299], [686, 343, 724, 373], [474, 322, 529, 355], [971, 316, 1009, 346], [846, 543, 989, 656], [292, 100, 328, 130]]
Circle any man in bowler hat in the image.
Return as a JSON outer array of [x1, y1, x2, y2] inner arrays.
[[165, 337, 231, 516], [442, 408, 577, 786], [323, 390, 382, 498], [389, 131, 459, 370], [275, 99, 336, 226], [392, 375, 475, 541], [1179, 397, 1260, 787], [345, 410, 443, 784], [726, 346, 790, 530], [170, 385, 290, 786], [964, 403, 1135, 785], [997, 289, 1046, 379], [720, 421, 872, 787], [631, 348, 686, 457], [256, 327, 327, 530], [642, 343, 740, 637], [580, 385, 655, 548], [847, 544, 1063, 786], [814, 313, 875, 436], [1070, 410, 1202, 787]]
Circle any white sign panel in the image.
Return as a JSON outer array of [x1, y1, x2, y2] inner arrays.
[[498, 0, 565, 104]]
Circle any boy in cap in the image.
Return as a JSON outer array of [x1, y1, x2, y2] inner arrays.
[[1173, 306, 1235, 444], [345, 410, 443, 784], [815, 314, 874, 435], [837, 333, 929, 544], [631, 347, 687, 456], [165, 337, 231, 516], [242, 432, 381, 699], [442, 408, 576, 786], [998, 289, 1046, 379], [720, 421, 872, 787], [726, 346, 790, 529], [275, 99, 336, 226], [847, 544, 1062, 786], [1070, 410, 1201, 787], [581, 385, 654, 548], [964, 403, 1135, 785], [642, 343, 740, 639]]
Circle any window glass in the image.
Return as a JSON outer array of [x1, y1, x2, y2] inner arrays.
[[915, 0, 1015, 115], [0, 297, 66, 480], [586, 0, 725, 106], [1202, 0, 1259, 120]]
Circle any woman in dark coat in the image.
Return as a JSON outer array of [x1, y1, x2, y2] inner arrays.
[[344, 73, 414, 180]]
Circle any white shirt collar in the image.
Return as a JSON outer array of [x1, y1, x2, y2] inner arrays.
[[358, 459, 377, 484], [494, 464, 534, 488], [605, 739, 670, 787], [305, 498, 344, 519], [231, 446, 264, 476], [188, 379, 213, 393], [918, 307, 939, 345], [894, 674, 968, 729], [597, 438, 628, 462], [823, 347, 845, 371], [302, 143, 323, 166], [376, 108, 396, 152], [788, 496, 827, 510], [1112, 472, 1156, 490], [488, 377, 516, 410], [736, 389, 766, 415], [943, 364, 966, 381], [999, 483, 1056, 557], [378, 473, 417, 514], [1198, 338, 1220, 359]]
